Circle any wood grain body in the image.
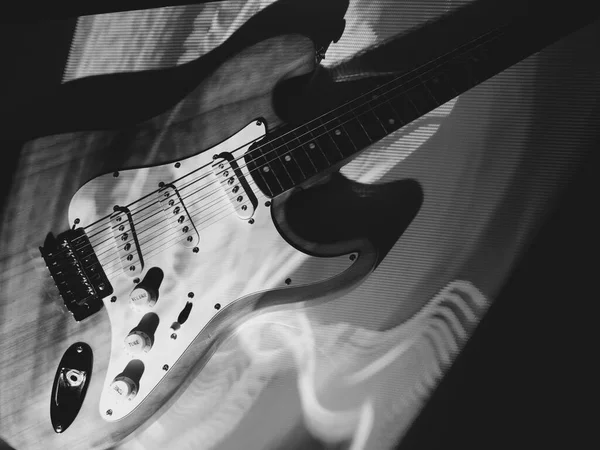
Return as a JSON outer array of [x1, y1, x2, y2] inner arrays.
[[0, 34, 379, 450]]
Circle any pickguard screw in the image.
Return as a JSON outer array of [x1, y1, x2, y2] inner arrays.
[[265, 201, 271, 207], [110, 296, 117, 303], [349, 254, 356, 261], [56, 425, 62, 432], [193, 247, 199, 253], [106, 409, 113, 416], [256, 120, 262, 126], [133, 277, 140, 284], [248, 219, 255, 225], [113, 171, 119, 178], [158, 181, 165, 188], [76, 345, 83, 353], [74, 218, 80, 225], [285, 278, 292, 285], [213, 154, 218, 160], [214, 303, 221, 310], [188, 292, 194, 298], [170, 333, 177, 340], [163, 364, 169, 371], [175, 162, 181, 168]]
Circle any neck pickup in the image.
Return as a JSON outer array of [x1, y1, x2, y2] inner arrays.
[[212, 152, 258, 220]]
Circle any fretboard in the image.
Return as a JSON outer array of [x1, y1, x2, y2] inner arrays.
[[244, 5, 598, 199]]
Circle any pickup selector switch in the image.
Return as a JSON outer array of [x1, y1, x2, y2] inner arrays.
[[129, 267, 164, 312], [123, 313, 159, 357], [108, 359, 144, 403]]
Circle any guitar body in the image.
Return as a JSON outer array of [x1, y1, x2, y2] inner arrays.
[[0, 30, 421, 450]]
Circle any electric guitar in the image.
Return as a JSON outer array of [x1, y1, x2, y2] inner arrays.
[[1, 1, 597, 449]]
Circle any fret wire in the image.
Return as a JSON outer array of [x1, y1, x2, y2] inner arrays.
[[339, 122, 358, 153], [328, 126, 345, 158], [294, 127, 319, 172], [433, 65, 459, 97], [259, 141, 284, 194], [378, 85, 404, 124], [405, 90, 421, 115], [249, 144, 274, 198], [367, 93, 390, 131], [379, 75, 418, 124], [348, 103, 374, 142], [270, 139, 296, 185], [417, 72, 441, 106], [310, 120, 333, 165], [282, 139, 307, 179], [319, 117, 345, 160], [445, 71, 460, 96], [333, 102, 363, 154]]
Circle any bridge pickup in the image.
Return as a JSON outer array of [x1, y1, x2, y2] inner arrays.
[[157, 184, 199, 248], [40, 229, 113, 321], [110, 206, 144, 277], [212, 152, 257, 220]]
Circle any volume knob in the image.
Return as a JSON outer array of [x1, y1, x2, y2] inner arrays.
[[129, 285, 157, 312], [123, 330, 152, 357], [129, 267, 163, 312]]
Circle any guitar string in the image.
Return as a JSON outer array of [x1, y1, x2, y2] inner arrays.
[[96, 27, 506, 277], [51, 24, 506, 270], [72, 22, 501, 257], [76, 24, 505, 279], [84, 24, 504, 275], [80, 22, 502, 243]]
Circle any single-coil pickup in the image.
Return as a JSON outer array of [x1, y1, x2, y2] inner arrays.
[[157, 184, 199, 248], [110, 207, 144, 277], [212, 154, 257, 220]]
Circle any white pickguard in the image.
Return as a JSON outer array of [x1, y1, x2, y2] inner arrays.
[[67, 120, 358, 421]]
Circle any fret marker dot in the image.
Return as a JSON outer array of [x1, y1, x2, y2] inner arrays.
[[309, 143, 315, 149], [388, 118, 395, 125], [284, 155, 292, 162], [334, 129, 341, 136], [263, 166, 270, 172]]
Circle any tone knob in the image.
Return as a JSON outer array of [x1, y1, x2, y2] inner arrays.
[[123, 330, 152, 356], [129, 286, 157, 312], [108, 375, 138, 403], [124, 313, 159, 356]]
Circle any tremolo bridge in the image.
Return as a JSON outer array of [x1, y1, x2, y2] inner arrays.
[[40, 228, 113, 321]]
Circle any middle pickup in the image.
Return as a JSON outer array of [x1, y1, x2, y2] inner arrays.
[[110, 206, 144, 277], [157, 184, 200, 249]]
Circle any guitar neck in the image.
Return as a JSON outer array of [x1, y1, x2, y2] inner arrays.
[[246, 1, 600, 199]]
